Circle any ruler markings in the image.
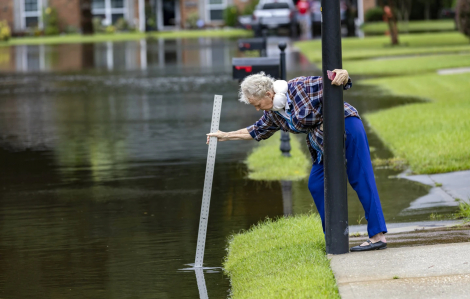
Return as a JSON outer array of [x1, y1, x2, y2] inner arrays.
[[195, 94, 223, 268]]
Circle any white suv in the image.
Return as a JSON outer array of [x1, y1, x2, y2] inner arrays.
[[252, 0, 299, 36]]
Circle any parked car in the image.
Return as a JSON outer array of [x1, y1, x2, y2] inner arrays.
[[440, 8, 455, 19], [311, 0, 347, 36], [252, 0, 299, 37], [238, 15, 254, 30]]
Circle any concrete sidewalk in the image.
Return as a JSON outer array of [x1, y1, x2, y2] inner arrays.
[[330, 242, 470, 299], [398, 170, 470, 213]]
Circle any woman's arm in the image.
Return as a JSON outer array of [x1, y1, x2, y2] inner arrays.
[[206, 129, 252, 144], [206, 111, 281, 144]]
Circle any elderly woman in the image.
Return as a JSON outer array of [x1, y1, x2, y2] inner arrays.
[[207, 70, 388, 252]]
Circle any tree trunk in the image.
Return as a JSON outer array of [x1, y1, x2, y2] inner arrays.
[[384, 1, 400, 45], [346, 2, 357, 37], [80, 0, 94, 35], [456, 0, 470, 40], [425, 0, 431, 20], [403, 0, 412, 33], [388, 19, 399, 44]]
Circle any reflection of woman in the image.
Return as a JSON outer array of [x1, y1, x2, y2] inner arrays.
[[207, 70, 388, 252]]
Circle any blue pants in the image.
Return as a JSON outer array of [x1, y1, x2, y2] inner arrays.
[[308, 117, 388, 237]]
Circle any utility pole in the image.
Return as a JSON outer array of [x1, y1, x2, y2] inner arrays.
[[139, 0, 146, 32], [321, 0, 349, 254], [80, 0, 94, 34]]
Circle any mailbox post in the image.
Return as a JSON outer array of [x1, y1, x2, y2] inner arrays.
[[322, 0, 349, 254], [278, 43, 291, 157]]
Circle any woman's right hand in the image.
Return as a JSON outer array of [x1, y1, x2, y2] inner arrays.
[[331, 69, 349, 86], [206, 130, 227, 144]]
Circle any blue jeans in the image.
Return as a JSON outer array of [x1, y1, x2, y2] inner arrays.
[[308, 117, 388, 237]]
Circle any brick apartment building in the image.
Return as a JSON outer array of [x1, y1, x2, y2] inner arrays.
[[0, 0, 376, 34], [0, 0, 248, 34]]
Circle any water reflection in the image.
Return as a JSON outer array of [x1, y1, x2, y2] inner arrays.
[[0, 37, 311, 75], [281, 180, 293, 216], [195, 268, 209, 299], [0, 38, 240, 73]]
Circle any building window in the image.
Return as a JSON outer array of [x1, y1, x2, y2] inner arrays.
[[21, 0, 43, 29], [92, 0, 126, 26], [207, 0, 227, 21]]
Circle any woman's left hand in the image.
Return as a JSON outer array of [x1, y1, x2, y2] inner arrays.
[[331, 69, 349, 86]]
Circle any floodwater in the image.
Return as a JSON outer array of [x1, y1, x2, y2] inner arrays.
[[0, 37, 457, 298]]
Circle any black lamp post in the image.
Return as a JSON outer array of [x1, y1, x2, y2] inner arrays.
[[278, 42, 291, 157], [322, 0, 349, 254]]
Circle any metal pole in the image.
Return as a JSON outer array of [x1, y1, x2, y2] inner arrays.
[[321, 0, 349, 254], [261, 29, 268, 57], [278, 42, 291, 157]]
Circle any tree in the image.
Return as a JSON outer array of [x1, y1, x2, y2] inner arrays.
[[418, 0, 434, 20], [384, 4, 399, 45], [396, 0, 412, 32], [344, 0, 357, 37], [80, 0, 94, 34], [456, 0, 470, 40]]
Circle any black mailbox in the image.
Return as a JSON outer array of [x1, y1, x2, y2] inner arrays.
[[232, 57, 280, 81], [237, 38, 266, 52]]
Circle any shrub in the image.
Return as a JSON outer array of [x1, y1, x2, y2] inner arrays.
[[115, 17, 129, 31], [186, 12, 199, 29], [146, 17, 156, 30], [43, 7, 60, 35], [224, 5, 239, 27], [242, 0, 259, 15], [456, 0, 470, 39], [365, 7, 384, 22], [105, 25, 116, 34], [0, 20, 11, 41], [92, 17, 104, 33], [64, 25, 79, 34]]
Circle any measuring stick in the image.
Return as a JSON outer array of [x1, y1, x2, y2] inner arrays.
[[195, 95, 223, 268]]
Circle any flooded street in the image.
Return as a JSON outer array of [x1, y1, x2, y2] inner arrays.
[[0, 37, 458, 297]]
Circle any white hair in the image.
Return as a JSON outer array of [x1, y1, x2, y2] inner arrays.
[[238, 72, 275, 104]]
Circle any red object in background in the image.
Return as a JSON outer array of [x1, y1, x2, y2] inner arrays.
[[235, 66, 253, 73], [297, 0, 309, 14], [327, 70, 336, 80]]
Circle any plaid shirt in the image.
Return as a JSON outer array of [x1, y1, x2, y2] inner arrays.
[[247, 76, 360, 164]]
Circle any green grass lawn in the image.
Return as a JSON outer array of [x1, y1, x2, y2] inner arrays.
[[296, 32, 470, 62], [224, 214, 339, 299], [457, 201, 470, 221], [295, 31, 470, 175], [245, 131, 310, 181], [0, 29, 253, 47], [364, 73, 470, 174], [362, 20, 456, 35], [344, 52, 470, 75]]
